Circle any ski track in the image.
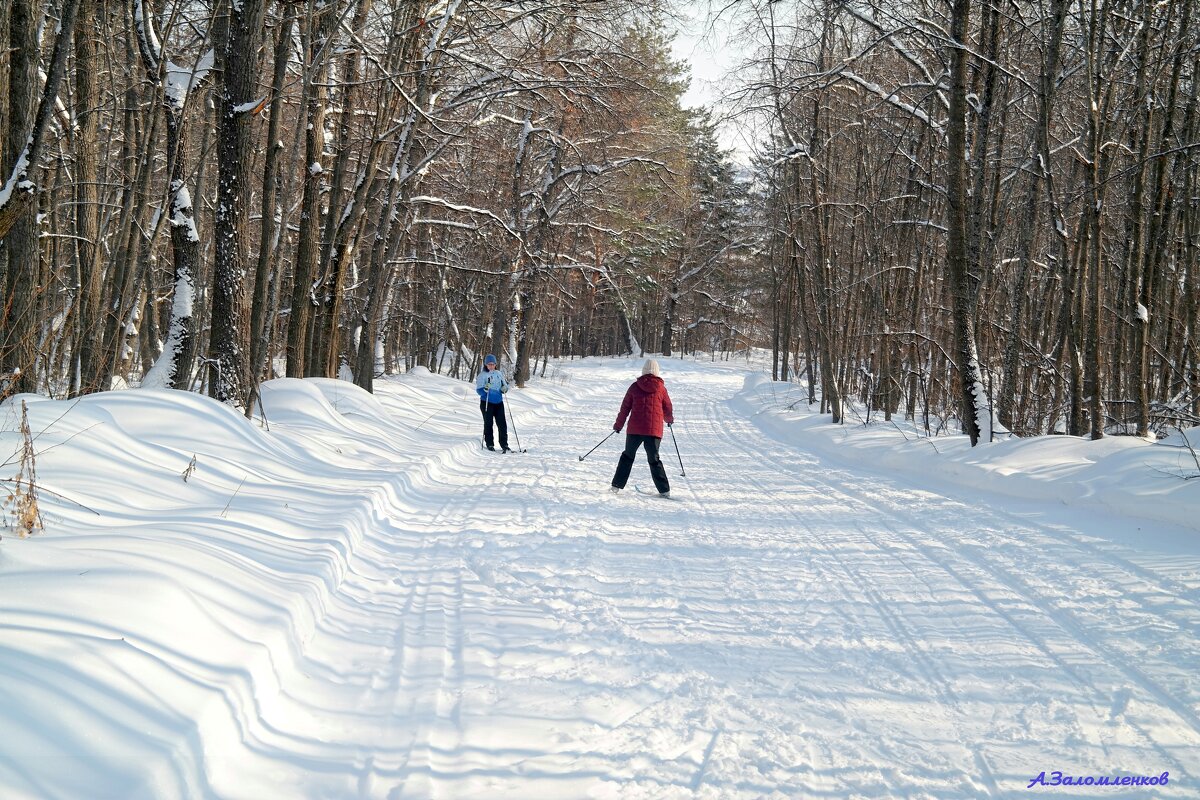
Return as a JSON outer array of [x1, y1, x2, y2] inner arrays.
[[281, 359, 1195, 799], [732, 392, 1200, 774], [7, 359, 1197, 799]]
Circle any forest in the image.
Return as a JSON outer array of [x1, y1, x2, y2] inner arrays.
[[0, 0, 1196, 445]]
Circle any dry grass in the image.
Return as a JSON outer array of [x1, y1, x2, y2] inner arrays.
[[3, 400, 44, 537]]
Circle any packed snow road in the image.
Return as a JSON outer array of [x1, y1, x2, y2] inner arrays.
[[2, 356, 1197, 799]]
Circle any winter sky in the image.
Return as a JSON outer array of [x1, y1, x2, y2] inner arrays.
[[671, 3, 756, 159]]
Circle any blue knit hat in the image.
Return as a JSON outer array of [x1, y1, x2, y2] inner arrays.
[[484, 354, 497, 365]]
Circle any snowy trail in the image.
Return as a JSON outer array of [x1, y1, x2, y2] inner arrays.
[[312, 358, 1198, 798], [2, 357, 1197, 799]]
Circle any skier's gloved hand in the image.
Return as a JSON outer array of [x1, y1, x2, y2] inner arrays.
[[667, 422, 673, 428], [613, 424, 622, 432]]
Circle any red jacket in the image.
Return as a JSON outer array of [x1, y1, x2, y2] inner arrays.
[[615, 374, 674, 438]]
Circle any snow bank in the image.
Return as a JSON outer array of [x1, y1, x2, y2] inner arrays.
[[732, 374, 1200, 533], [0, 375, 498, 798]]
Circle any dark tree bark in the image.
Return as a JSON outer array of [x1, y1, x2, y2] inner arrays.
[[1135, 0, 1192, 437], [0, 0, 40, 395], [946, 0, 986, 445], [313, 0, 374, 378], [287, 2, 338, 379], [73, 0, 106, 395], [247, 8, 297, 408], [210, 0, 267, 403], [1, 0, 82, 394]]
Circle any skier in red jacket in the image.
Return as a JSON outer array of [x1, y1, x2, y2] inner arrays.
[[611, 359, 674, 497]]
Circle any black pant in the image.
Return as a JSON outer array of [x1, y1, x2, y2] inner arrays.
[[611, 434, 670, 493], [480, 400, 508, 449]]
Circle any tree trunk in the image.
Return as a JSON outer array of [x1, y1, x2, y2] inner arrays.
[[946, 0, 986, 445], [998, 0, 1067, 434], [209, 0, 267, 404], [661, 284, 677, 358], [73, 0, 105, 395], [314, 0, 374, 378], [248, 10, 297, 406], [287, 3, 337, 378], [132, 0, 208, 391], [1, 0, 82, 394], [1, 0, 40, 394], [1135, 0, 1191, 437]]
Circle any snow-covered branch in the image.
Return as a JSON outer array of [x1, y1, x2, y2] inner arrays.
[[409, 195, 521, 239]]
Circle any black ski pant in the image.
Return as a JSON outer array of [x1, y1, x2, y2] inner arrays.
[[611, 434, 670, 493], [480, 399, 508, 449]]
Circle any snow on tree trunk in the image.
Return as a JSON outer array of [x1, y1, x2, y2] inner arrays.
[[626, 322, 641, 358], [141, 267, 195, 390]]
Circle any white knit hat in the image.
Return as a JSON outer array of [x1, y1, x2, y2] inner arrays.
[[641, 359, 660, 377]]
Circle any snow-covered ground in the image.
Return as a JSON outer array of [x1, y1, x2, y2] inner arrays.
[[1, 356, 1197, 799]]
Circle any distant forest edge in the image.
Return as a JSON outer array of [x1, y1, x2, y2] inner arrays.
[[0, 0, 1195, 446]]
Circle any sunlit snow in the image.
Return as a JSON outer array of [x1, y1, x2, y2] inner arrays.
[[1, 356, 1197, 798]]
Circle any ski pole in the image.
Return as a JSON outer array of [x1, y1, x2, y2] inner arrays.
[[668, 422, 685, 477], [579, 430, 618, 461], [505, 395, 524, 453]]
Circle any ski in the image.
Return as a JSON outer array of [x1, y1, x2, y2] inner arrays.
[[634, 485, 674, 499], [480, 438, 526, 454]]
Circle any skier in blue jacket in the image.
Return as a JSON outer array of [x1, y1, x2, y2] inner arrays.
[[475, 354, 510, 451]]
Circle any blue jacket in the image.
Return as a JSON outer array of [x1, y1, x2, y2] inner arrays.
[[476, 367, 509, 404]]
